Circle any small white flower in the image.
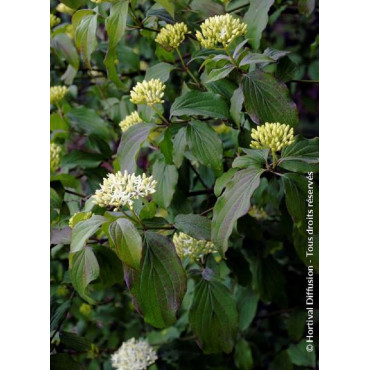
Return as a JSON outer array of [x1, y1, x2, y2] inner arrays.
[[92, 171, 157, 211], [111, 338, 157, 370], [173, 232, 217, 261]]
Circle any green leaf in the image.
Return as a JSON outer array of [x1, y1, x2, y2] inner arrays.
[[174, 214, 211, 240], [243, 70, 298, 127], [187, 121, 223, 173], [236, 286, 259, 331], [287, 309, 306, 341], [152, 155, 178, 208], [230, 86, 244, 127], [263, 48, 290, 62], [124, 232, 186, 328], [145, 62, 176, 82], [247, 255, 287, 303], [66, 107, 110, 139], [239, 53, 275, 66], [146, 7, 174, 23], [282, 173, 318, 234], [70, 247, 100, 304], [52, 33, 80, 70], [61, 0, 87, 9], [106, 0, 129, 48], [50, 113, 68, 132], [276, 56, 298, 82], [60, 150, 104, 170], [279, 136, 319, 173], [214, 168, 238, 197], [206, 79, 237, 100], [171, 91, 230, 119], [62, 65, 78, 85], [59, 331, 92, 352], [72, 9, 94, 30], [243, 0, 274, 50], [298, 0, 315, 17], [189, 275, 238, 354], [154, 0, 175, 18], [206, 65, 235, 83], [232, 149, 269, 169], [109, 218, 142, 270], [94, 245, 124, 288], [117, 123, 154, 173], [75, 14, 98, 68], [172, 127, 187, 168], [50, 354, 82, 370], [212, 168, 264, 253], [287, 340, 316, 367], [234, 339, 254, 370], [71, 215, 107, 253], [104, 46, 124, 88], [51, 300, 71, 332], [269, 351, 293, 370]]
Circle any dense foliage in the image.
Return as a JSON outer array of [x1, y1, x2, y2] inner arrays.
[[50, 0, 319, 369]]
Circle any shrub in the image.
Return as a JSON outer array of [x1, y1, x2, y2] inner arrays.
[[50, 1, 319, 369]]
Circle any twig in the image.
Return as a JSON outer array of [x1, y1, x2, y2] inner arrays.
[[189, 162, 208, 189]]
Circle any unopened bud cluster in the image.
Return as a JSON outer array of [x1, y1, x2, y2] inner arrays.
[[173, 232, 217, 262], [50, 14, 61, 28], [69, 211, 93, 229], [93, 171, 157, 211], [250, 122, 294, 152], [50, 143, 62, 172], [130, 79, 165, 106], [56, 3, 75, 15], [119, 111, 142, 133], [196, 14, 247, 48], [155, 22, 189, 49], [111, 338, 157, 370], [50, 85, 68, 105]]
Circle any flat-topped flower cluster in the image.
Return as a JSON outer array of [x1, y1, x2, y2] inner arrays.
[[111, 338, 157, 370], [93, 171, 157, 211], [173, 232, 217, 262]]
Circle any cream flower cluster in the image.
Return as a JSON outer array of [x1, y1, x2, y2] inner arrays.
[[111, 338, 157, 370], [119, 111, 142, 133], [69, 211, 93, 229], [173, 232, 217, 261], [50, 143, 62, 172], [250, 122, 294, 152], [130, 79, 165, 106], [50, 86, 68, 105], [56, 3, 75, 15], [50, 14, 61, 28], [155, 22, 189, 50], [196, 14, 247, 48], [93, 171, 157, 211]]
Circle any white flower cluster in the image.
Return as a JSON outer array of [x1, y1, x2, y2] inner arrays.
[[111, 338, 157, 370], [173, 232, 217, 261], [92, 171, 157, 211]]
